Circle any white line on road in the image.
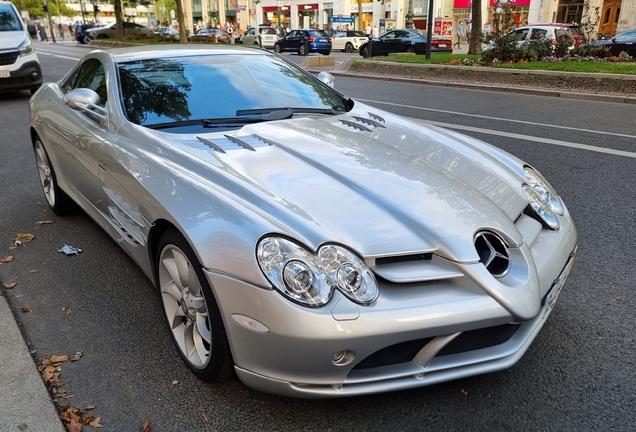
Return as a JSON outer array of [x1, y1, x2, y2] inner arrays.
[[357, 98, 636, 140], [423, 120, 636, 159], [37, 52, 80, 61]]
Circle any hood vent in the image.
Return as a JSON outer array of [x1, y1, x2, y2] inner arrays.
[[352, 115, 386, 129], [338, 112, 387, 133], [196, 134, 274, 153]]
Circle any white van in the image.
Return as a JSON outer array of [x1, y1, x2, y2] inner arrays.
[[0, 1, 42, 94]]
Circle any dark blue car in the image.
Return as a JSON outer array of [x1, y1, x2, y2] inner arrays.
[[274, 29, 332, 55]]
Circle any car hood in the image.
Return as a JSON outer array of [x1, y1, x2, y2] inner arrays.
[[0, 31, 28, 50], [145, 104, 529, 263]]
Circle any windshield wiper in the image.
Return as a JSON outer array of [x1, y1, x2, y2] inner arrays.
[[236, 107, 338, 116], [203, 109, 295, 126]]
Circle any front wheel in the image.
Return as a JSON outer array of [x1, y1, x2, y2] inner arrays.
[[406, 46, 416, 54], [299, 44, 307, 56], [34, 138, 73, 215], [345, 42, 353, 53], [360, 45, 370, 58], [157, 229, 233, 382], [274, 43, 282, 53]]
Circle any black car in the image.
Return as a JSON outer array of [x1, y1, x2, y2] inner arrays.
[[359, 29, 453, 57], [274, 29, 332, 55], [187, 28, 231, 44], [74, 23, 95, 44], [590, 29, 636, 57]]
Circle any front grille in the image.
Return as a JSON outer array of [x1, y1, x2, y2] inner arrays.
[[0, 51, 19, 66], [436, 324, 520, 357], [352, 337, 434, 370], [351, 324, 520, 371]]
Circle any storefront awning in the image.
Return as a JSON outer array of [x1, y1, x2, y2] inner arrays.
[[262, 6, 290, 12], [299, 4, 319, 10]]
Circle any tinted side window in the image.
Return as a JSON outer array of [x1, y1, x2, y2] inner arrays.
[[530, 29, 547, 39], [75, 59, 108, 106]]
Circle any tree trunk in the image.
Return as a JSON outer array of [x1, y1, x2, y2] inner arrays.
[[177, 0, 188, 43], [468, 0, 482, 54], [114, 0, 124, 39]]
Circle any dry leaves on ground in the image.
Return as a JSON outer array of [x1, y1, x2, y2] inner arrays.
[[22, 306, 32, 313], [15, 233, 35, 243], [62, 306, 72, 315], [142, 419, 151, 432], [37, 220, 55, 224], [4, 282, 17, 289], [1, 256, 14, 263]]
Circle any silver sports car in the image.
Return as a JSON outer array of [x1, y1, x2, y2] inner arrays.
[[29, 45, 577, 398]]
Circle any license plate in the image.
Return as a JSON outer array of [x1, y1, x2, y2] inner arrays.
[[0, 70, 10, 78], [440, 44, 449, 47], [542, 248, 577, 318], [319, 38, 326, 42]]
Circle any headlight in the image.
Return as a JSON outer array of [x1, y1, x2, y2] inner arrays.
[[257, 237, 378, 307], [523, 166, 563, 215], [523, 184, 559, 230], [18, 37, 34, 55]]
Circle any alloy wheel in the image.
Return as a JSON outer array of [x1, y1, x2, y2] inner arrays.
[[35, 141, 56, 208]]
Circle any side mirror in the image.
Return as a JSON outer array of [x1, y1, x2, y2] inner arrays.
[[317, 71, 335, 88], [612, 37, 617, 43], [27, 24, 37, 37], [63, 88, 101, 109]]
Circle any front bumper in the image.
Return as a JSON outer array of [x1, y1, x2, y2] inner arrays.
[[206, 214, 577, 398], [0, 60, 42, 92]]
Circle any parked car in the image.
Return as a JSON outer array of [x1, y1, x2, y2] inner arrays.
[[588, 29, 636, 57], [484, 25, 575, 51], [85, 21, 154, 40], [157, 26, 180, 41], [74, 23, 96, 44], [274, 29, 332, 55], [332, 30, 368, 52], [0, 0, 41, 94], [188, 28, 231, 44], [359, 29, 453, 57], [240, 26, 278, 48], [29, 44, 577, 398]]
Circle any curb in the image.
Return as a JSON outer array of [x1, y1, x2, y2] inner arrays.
[[0, 296, 65, 432]]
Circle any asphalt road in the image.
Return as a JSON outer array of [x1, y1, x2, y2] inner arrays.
[[1, 42, 636, 431]]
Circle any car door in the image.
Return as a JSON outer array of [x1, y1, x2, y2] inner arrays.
[[375, 30, 398, 55], [42, 58, 112, 212], [243, 28, 256, 45], [612, 30, 636, 56], [332, 31, 345, 50], [286, 30, 303, 51], [391, 30, 412, 52]]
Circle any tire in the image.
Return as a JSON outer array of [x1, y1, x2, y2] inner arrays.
[[345, 42, 353, 53], [78, 37, 87, 44], [274, 43, 281, 53], [361, 45, 370, 58], [34, 138, 73, 215], [322, 50, 331, 56], [406, 46, 416, 54], [299, 44, 307, 56], [156, 229, 233, 382]]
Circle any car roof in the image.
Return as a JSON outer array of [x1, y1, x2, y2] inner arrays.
[[104, 45, 270, 63]]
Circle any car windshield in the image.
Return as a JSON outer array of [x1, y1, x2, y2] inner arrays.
[[117, 54, 348, 127], [0, 4, 22, 32]]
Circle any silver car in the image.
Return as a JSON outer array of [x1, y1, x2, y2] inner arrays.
[[29, 45, 577, 398], [240, 26, 278, 48]]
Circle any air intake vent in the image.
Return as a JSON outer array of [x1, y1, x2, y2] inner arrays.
[[196, 134, 274, 153], [474, 231, 510, 277]]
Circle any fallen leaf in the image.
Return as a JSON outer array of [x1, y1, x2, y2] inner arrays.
[[37, 220, 55, 224], [62, 306, 72, 315], [85, 404, 96, 410], [30, 270, 37, 273], [1, 256, 13, 263], [88, 417, 102, 428], [4, 282, 17, 289], [51, 354, 70, 363], [15, 233, 35, 243], [142, 419, 150, 432], [43, 366, 55, 382], [202, 413, 209, 422], [67, 419, 82, 432], [460, 388, 468, 395], [120, 366, 127, 371], [9, 246, 16, 250], [72, 352, 84, 361], [172, 380, 178, 385], [22, 306, 32, 313]]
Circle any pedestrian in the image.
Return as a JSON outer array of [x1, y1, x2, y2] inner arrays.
[[371, 24, 378, 39], [364, 22, 371, 37], [226, 21, 235, 44], [455, 21, 463, 48], [58, 23, 64, 40]]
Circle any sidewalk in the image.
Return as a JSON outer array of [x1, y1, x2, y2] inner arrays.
[[0, 296, 65, 431]]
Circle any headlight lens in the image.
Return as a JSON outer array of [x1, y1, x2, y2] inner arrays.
[[257, 237, 378, 307], [523, 184, 559, 230], [523, 166, 563, 215], [18, 38, 34, 55]]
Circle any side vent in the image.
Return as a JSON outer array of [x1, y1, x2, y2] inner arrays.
[[339, 119, 373, 132], [368, 112, 386, 124], [352, 116, 386, 129]]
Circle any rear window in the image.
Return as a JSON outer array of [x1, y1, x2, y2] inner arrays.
[[566, 26, 583, 36], [309, 30, 329, 37], [0, 3, 22, 32], [348, 31, 366, 37]]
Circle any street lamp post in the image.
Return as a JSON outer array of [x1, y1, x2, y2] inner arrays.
[[277, 0, 282, 32], [405, 0, 414, 28]]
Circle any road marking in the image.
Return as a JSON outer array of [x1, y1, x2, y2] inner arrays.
[[422, 120, 636, 159], [37, 52, 80, 61], [357, 98, 636, 140]]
